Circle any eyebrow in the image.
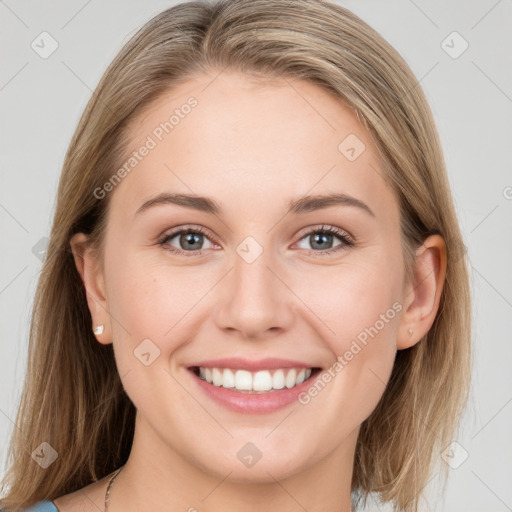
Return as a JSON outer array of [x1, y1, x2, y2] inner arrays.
[[135, 192, 375, 218]]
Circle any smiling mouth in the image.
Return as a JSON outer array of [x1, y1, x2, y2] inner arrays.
[[189, 366, 322, 394]]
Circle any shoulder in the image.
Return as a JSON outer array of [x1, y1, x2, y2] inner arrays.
[[51, 477, 109, 512]]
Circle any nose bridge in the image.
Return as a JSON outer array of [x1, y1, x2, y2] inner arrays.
[[216, 234, 293, 338], [234, 236, 274, 295]]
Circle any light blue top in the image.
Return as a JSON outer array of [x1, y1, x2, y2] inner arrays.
[[23, 501, 58, 511]]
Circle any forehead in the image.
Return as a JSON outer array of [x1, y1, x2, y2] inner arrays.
[[110, 69, 398, 223]]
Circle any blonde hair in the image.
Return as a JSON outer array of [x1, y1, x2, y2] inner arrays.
[[0, 1, 471, 511]]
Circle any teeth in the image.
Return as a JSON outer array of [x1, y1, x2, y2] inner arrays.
[[222, 368, 235, 388], [272, 369, 285, 390], [285, 369, 297, 388], [197, 367, 313, 392], [235, 370, 253, 390], [212, 368, 223, 387]]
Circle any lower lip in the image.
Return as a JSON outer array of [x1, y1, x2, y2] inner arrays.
[[188, 368, 321, 414]]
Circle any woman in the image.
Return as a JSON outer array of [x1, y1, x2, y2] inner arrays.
[[0, 0, 471, 511]]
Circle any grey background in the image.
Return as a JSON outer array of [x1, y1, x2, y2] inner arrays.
[[1, 1, 511, 510]]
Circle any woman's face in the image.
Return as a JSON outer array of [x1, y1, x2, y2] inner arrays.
[[92, 70, 410, 482]]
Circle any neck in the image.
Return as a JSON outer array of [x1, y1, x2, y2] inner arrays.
[[109, 414, 357, 512]]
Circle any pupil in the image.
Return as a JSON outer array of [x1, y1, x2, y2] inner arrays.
[[312, 233, 332, 250], [182, 232, 202, 250]]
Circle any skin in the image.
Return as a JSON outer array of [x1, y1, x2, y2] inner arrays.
[[60, 69, 446, 512]]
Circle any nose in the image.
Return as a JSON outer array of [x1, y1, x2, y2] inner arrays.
[[214, 244, 295, 340]]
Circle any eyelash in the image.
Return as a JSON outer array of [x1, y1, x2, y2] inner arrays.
[[157, 224, 355, 258]]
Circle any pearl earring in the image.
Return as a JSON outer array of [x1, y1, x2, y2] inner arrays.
[[93, 324, 104, 335], [408, 328, 413, 335]]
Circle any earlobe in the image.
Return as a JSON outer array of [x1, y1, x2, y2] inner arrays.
[[397, 234, 447, 350], [70, 233, 112, 345]]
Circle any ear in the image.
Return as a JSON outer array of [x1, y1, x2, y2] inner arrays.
[[397, 234, 447, 350], [70, 233, 112, 345]]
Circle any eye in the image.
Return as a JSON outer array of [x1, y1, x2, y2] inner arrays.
[[294, 224, 354, 256], [158, 224, 354, 257], [158, 225, 217, 256]]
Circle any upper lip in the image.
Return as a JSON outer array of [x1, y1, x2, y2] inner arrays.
[[188, 357, 320, 372]]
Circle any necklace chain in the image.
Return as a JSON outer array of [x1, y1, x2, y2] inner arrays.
[[104, 465, 124, 511]]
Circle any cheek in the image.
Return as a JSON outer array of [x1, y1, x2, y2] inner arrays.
[[292, 261, 401, 418], [105, 252, 217, 368], [105, 257, 194, 405], [292, 255, 403, 345], [106, 250, 198, 331]]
